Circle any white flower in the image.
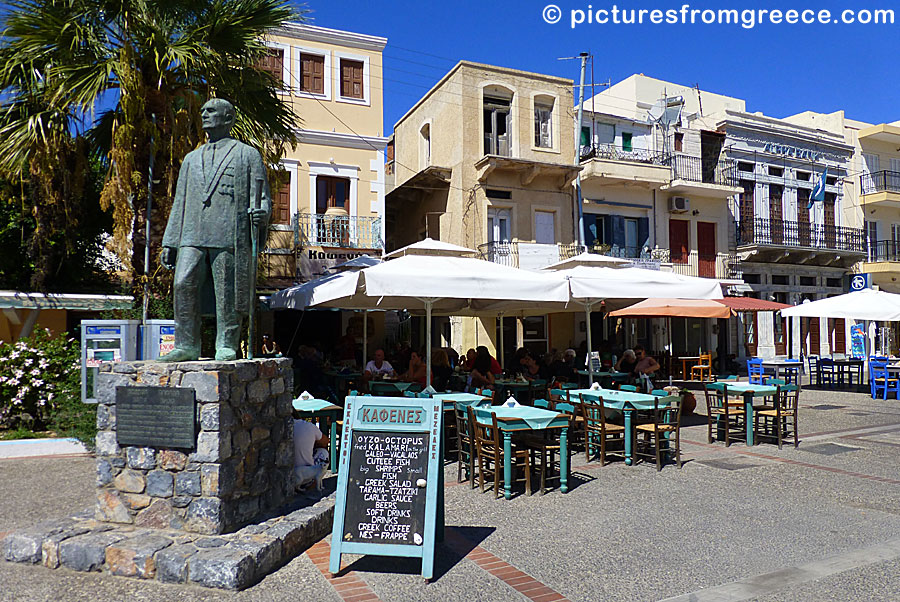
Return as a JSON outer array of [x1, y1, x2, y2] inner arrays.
[[9, 378, 19, 386], [47, 392, 54, 400], [14, 369, 24, 378], [38, 359, 49, 369], [9, 351, 19, 359], [33, 379, 44, 387], [24, 358, 33, 367], [30, 368, 40, 376]]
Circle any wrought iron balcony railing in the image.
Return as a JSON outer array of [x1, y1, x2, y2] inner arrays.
[[579, 143, 668, 165], [735, 218, 866, 253], [860, 170, 900, 195], [650, 249, 740, 279], [663, 154, 739, 187], [867, 240, 900, 262], [294, 212, 383, 249]]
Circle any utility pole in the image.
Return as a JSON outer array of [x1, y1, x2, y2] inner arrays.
[[559, 53, 591, 248], [142, 114, 156, 325]]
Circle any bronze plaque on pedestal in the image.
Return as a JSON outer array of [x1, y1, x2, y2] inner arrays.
[[116, 386, 196, 449]]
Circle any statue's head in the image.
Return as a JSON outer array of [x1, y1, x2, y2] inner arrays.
[[201, 98, 235, 139]]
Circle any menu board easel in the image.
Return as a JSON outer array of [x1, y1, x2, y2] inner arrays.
[[329, 396, 443, 580]]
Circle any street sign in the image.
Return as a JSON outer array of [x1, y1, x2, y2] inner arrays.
[[850, 273, 871, 292], [329, 396, 443, 580]]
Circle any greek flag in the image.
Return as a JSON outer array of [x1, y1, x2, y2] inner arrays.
[[808, 168, 828, 208]]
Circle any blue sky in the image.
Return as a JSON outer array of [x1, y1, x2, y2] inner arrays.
[[302, 0, 899, 131]]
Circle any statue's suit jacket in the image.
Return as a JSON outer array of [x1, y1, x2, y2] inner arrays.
[[163, 138, 271, 315]]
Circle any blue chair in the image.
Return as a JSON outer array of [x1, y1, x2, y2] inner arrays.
[[534, 398, 550, 409], [555, 401, 575, 414], [783, 360, 802, 385], [870, 361, 899, 399], [651, 389, 669, 396], [619, 384, 638, 392], [819, 358, 837, 388], [747, 358, 764, 384]]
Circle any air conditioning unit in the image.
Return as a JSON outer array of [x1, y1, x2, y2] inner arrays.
[[668, 196, 690, 213]]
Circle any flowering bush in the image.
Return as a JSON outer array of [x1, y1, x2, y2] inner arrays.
[[0, 329, 80, 430]]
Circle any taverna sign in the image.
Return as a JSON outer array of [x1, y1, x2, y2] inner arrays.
[[764, 142, 820, 162]]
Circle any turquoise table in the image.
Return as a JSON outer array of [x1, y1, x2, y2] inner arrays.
[[369, 381, 415, 395], [571, 388, 678, 465], [474, 406, 570, 499], [292, 397, 342, 473], [576, 370, 630, 387], [432, 392, 491, 411], [706, 382, 783, 446], [493, 379, 533, 399]]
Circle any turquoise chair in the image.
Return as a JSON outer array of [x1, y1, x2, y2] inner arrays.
[[651, 389, 668, 397], [620, 384, 638, 392], [534, 398, 550, 409]]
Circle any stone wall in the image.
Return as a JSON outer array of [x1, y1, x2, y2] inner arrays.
[[94, 358, 295, 535]]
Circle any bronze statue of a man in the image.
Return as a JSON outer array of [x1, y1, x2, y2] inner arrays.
[[160, 98, 270, 362]]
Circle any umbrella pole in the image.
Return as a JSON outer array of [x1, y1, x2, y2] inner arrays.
[[362, 310, 368, 370], [425, 300, 433, 389], [585, 303, 594, 385], [668, 316, 673, 381], [498, 312, 505, 370]]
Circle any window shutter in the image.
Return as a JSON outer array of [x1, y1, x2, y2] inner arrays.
[[273, 181, 291, 225]]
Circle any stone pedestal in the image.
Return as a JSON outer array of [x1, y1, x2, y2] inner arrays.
[[94, 358, 295, 535]]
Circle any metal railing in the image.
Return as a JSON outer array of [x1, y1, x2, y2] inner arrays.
[[860, 170, 900, 195], [664, 154, 739, 187], [735, 218, 866, 253], [579, 143, 667, 165], [479, 241, 521, 267], [481, 241, 662, 269], [867, 240, 900, 262], [294, 212, 383, 249], [650, 249, 739, 279]]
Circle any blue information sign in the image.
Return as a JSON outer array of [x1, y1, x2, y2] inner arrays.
[[329, 396, 443, 580], [850, 274, 871, 292]]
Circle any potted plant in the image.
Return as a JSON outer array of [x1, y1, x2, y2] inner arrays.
[[665, 386, 696, 415]]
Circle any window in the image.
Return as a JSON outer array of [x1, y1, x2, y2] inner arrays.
[[315, 176, 350, 213], [258, 47, 284, 80], [272, 178, 291, 225], [772, 275, 789, 285], [826, 278, 842, 288], [534, 100, 553, 148], [535, 211, 555, 244], [669, 219, 689, 264], [769, 184, 784, 244], [584, 214, 606, 247], [340, 58, 364, 99], [299, 52, 325, 94], [826, 176, 837, 186], [419, 123, 431, 169], [768, 166, 784, 177], [485, 189, 511, 200], [743, 273, 761, 284], [674, 132, 684, 152], [621, 132, 633, 152], [796, 170, 811, 181], [487, 208, 511, 243], [484, 95, 512, 157], [738, 161, 754, 173], [867, 220, 878, 261], [625, 218, 639, 256], [863, 153, 880, 174], [800, 276, 816, 287]]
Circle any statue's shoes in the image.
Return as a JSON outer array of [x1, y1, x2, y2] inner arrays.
[[158, 347, 200, 363], [215, 347, 238, 361]]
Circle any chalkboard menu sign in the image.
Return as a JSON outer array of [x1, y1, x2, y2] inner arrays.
[[116, 386, 196, 449], [329, 396, 443, 580]]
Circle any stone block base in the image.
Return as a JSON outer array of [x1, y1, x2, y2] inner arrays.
[[2, 493, 335, 591]]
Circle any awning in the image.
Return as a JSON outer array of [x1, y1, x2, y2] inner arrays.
[[609, 298, 733, 319], [717, 297, 792, 312], [0, 291, 133, 311]]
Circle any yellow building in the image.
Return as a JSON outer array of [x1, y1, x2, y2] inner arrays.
[[260, 23, 389, 288], [386, 61, 581, 358]]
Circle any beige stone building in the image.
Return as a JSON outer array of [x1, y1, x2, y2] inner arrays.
[[260, 23, 389, 288], [386, 61, 581, 359]]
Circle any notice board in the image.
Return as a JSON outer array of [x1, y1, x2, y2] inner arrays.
[[329, 396, 443, 580]]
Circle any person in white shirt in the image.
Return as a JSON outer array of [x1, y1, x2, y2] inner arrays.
[[364, 348, 394, 379], [293, 419, 329, 491]]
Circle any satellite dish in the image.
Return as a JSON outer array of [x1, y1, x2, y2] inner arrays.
[[647, 96, 684, 127]]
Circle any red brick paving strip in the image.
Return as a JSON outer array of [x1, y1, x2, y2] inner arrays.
[[305, 538, 382, 602], [444, 528, 572, 602]]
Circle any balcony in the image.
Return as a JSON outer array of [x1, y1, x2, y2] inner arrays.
[[860, 171, 900, 208], [480, 241, 665, 271], [579, 143, 671, 188], [735, 218, 866, 267], [294, 212, 383, 250], [862, 240, 900, 275], [662, 154, 742, 196], [650, 249, 740, 280]]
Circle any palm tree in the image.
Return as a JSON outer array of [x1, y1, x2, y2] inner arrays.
[[0, 0, 303, 292]]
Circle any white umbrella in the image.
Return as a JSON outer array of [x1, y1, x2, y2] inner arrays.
[[383, 237, 478, 259], [781, 289, 900, 321], [271, 254, 570, 388], [550, 265, 724, 383], [543, 252, 630, 270]]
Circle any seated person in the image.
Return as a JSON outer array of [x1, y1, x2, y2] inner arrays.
[[598, 340, 616, 370], [469, 347, 495, 390], [633, 345, 660, 377], [432, 348, 454, 391], [293, 419, 329, 492], [520, 353, 542, 381], [261, 334, 282, 356], [463, 348, 477, 370], [477, 345, 503, 375], [402, 349, 430, 385], [364, 348, 395, 380], [615, 349, 637, 375]]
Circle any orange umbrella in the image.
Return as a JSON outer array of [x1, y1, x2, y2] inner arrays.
[[609, 298, 734, 319]]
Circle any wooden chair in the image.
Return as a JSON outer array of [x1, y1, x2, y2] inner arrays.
[[619, 384, 638, 392], [554, 400, 585, 449], [754, 385, 800, 448], [369, 381, 396, 396], [455, 403, 476, 486], [634, 396, 683, 470], [581, 395, 625, 465], [520, 402, 569, 494], [475, 388, 495, 404], [533, 398, 551, 409], [870, 362, 900, 399], [528, 379, 548, 404], [704, 384, 745, 446], [818, 357, 837, 388], [470, 407, 531, 498], [549, 388, 570, 404], [691, 353, 712, 382], [747, 358, 765, 384]]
